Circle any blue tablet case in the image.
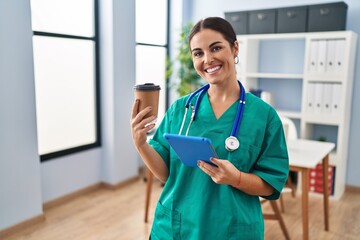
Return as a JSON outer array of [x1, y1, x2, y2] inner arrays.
[[164, 133, 218, 167]]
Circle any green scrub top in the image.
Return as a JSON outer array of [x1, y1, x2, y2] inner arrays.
[[149, 91, 289, 240]]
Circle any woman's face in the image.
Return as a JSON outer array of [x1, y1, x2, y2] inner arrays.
[[189, 29, 238, 85]]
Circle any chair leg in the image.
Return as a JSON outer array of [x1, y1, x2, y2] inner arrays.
[[279, 195, 285, 213], [286, 173, 296, 198], [144, 168, 153, 223], [269, 200, 291, 240]]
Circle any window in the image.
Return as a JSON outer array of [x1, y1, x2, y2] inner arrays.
[[136, 0, 169, 122], [30, 0, 100, 161]]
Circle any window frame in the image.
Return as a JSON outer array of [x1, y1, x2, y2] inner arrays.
[[135, 0, 170, 111], [32, 0, 101, 162]]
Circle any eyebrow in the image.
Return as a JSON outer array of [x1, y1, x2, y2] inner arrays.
[[191, 41, 222, 53]]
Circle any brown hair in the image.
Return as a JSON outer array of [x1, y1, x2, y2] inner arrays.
[[188, 17, 237, 48]]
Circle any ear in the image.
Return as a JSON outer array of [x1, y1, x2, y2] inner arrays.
[[233, 40, 239, 57]]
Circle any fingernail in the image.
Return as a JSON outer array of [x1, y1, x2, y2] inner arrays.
[[197, 161, 200, 166]]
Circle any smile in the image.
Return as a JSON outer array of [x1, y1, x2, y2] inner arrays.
[[205, 65, 221, 74]]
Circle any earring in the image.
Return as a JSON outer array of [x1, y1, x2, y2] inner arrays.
[[234, 56, 239, 64]]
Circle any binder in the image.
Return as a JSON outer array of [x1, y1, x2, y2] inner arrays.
[[309, 163, 335, 195], [309, 185, 333, 195], [317, 40, 327, 73], [306, 83, 316, 113], [334, 39, 346, 73], [309, 40, 318, 72], [326, 40, 336, 73], [331, 83, 342, 115], [310, 175, 333, 184], [314, 83, 324, 113], [322, 83, 333, 114]]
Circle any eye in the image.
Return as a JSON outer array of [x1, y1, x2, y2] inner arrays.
[[192, 51, 203, 58], [211, 46, 222, 52]]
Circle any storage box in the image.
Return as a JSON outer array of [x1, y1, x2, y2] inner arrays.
[[248, 9, 276, 34], [277, 6, 307, 33], [225, 11, 248, 35], [308, 2, 347, 32]]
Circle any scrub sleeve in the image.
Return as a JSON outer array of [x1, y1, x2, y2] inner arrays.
[[148, 93, 289, 240]]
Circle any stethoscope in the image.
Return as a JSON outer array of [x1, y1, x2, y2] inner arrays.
[[178, 80, 246, 152]]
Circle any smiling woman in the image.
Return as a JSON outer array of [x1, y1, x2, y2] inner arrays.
[[130, 17, 289, 240]]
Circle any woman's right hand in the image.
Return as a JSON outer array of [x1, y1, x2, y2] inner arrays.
[[130, 100, 157, 150]]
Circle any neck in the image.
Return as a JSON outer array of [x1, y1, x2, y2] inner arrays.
[[208, 80, 240, 103]]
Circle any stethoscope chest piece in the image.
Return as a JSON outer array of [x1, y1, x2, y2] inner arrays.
[[225, 136, 239, 152]]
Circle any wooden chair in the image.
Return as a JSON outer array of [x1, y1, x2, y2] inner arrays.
[[144, 167, 153, 223], [261, 198, 291, 240]]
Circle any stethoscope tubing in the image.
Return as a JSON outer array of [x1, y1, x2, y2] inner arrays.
[[231, 83, 245, 137], [179, 80, 246, 141]]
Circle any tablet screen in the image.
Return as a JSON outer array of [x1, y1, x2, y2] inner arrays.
[[164, 133, 218, 167]]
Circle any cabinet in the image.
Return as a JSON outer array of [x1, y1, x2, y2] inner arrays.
[[236, 31, 357, 200]]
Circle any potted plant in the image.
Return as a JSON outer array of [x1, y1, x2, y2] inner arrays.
[[167, 22, 203, 97]]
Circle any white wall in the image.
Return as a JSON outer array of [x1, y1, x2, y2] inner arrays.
[[189, 0, 360, 187], [41, 149, 101, 203], [100, 0, 139, 184], [0, 0, 43, 230]]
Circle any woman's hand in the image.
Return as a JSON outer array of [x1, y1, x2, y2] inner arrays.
[[197, 158, 239, 186], [130, 100, 157, 150], [198, 157, 274, 196], [130, 100, 169, 182]]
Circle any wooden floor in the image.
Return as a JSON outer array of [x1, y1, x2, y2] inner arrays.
[[3, 178, 360, 240]]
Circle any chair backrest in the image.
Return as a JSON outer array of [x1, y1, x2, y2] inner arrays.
[[279, 116, 298, 141]]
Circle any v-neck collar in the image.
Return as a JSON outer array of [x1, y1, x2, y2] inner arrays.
[[201, 92, 239, 121]]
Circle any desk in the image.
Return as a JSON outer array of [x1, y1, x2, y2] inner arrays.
[[287, 139, 335, 240]]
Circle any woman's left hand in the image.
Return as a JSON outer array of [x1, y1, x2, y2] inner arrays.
[[197, 158, 239, 186]]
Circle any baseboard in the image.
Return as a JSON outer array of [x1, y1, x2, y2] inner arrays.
[[0, 214, 45, 239], [345, 184, 360, 193], [43, 176, 140, 210], [101, 176, 140, 190], [43, 183, 102, 210], [1, 176, 141, 238]]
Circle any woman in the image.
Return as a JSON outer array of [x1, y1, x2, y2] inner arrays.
[[131, 17, 289, 240]]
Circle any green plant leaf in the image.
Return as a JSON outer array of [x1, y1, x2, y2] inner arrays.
[[172, 22, 202, 96]]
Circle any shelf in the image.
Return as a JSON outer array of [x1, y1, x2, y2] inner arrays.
[[238, 32, 307, 40], [237, 31, 357, 200], [304, 73, 345, 83], [246, 73, 303, 79], [277, 110, 302, 119], [237, 31, 354, 41], [302, 115, 340, 125]]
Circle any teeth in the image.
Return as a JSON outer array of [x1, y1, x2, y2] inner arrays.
[[207, 66, 220, 73]]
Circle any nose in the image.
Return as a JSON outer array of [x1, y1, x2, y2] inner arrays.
[[204, 52, 214, 65]]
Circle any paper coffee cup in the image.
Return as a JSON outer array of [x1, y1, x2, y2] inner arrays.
[[133, 83, 161, 119]]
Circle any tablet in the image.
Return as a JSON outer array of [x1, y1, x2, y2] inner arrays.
[[164, 133, 218, 167]]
